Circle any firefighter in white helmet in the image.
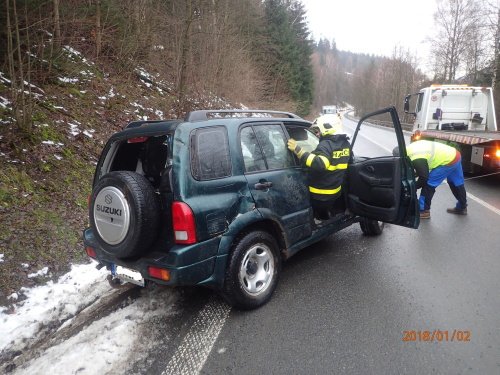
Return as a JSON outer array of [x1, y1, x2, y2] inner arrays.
[[287, 115, 350, 220]]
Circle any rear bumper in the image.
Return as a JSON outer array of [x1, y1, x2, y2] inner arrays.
[[83, 228, 222, 287]]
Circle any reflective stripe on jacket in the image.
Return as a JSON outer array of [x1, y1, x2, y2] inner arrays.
[[298, 134, 350, 201], [406, 140, 458, 170]]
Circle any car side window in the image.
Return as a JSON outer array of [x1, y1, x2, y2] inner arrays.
[[240, 124, 294, 172], [240, 127, 266, 172], [254, 125, 294, 170], [190, 126, 231, 180]]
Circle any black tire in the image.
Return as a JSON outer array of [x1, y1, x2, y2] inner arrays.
[[89, 171, 160, 258], [223, 230, 281, 310], [359, 218, 384, 236]]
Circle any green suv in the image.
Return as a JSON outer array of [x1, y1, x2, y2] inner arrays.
[[83, 107, 419, 309]]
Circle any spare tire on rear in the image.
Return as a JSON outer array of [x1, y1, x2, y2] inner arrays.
[[89, 171, 161, 258]]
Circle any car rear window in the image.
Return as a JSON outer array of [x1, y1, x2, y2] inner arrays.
[[190, 126, 231, 180]]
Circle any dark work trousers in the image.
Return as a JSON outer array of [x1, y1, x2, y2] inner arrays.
[[312, 198, 345, 220], [419, 158, 467, 211]]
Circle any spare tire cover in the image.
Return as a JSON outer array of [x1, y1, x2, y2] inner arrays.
[[90, 171, 160, 258]]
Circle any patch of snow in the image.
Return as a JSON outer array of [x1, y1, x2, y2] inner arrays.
[[83, 130, 93, 138], [0, 95, 11, 109], [79, 70, 94, 77], [54, 154, 63, 160], [131, 102, 145, 110], [69, 122, 80, 136], [155, 110, 164, 118], [153, 45, 165, 50], [21, 263, 29, 269], [23, 79, 45, 94], [0, 254, 4, 262], [0, 261, 179, 375], [42, 141, 64, 147], [27, 266, 49, 279], [63, 45, 82, 57], [63, 45, 94, 66], [58, 77, 79, 84], [0, 262, 110, 352], [26, 51, 48, 64], [8, 293, 18, 301], [0, 71, 12, 84]]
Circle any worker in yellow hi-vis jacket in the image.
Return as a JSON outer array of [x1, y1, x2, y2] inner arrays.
[[287, 116, 350, 220]]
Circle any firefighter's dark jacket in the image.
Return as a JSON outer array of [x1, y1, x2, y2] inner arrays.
[[297, 134, 350, 201]]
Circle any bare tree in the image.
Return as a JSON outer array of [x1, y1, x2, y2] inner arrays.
[[53, 0, 61, 47], [430, 0, 480, 81], [95, 0, 102, 58]]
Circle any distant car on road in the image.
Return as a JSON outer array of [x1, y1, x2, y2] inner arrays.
[[321, 105, 338, 115]]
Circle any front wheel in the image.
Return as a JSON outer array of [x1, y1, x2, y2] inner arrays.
[[359, 218, 384, 236], [223, 231, 281, 310]]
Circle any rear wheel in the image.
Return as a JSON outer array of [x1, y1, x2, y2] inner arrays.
[[359, 218, 384, 236], [89, 171, 160, 258], [223, 231, 281, 310]]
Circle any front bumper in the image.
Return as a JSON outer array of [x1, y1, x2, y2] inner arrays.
[[83, 228, 222, 287]]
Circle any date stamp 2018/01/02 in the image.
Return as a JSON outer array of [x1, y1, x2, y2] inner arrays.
[[402, 330, 471, 342]]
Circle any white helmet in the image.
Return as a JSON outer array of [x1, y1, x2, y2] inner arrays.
[[311, 115, 343, 136]]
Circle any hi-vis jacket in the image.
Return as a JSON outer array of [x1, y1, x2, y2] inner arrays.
[[406, 140, 460, 188], [406, 140, 459, 170], [297, 134, 350, 201]]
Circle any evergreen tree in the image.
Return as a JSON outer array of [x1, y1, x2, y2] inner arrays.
[[263, 0, 314, 115]]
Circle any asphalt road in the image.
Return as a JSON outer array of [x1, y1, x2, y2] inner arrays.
[[9, 117, 499, 375], [196, 117, 500, 375]]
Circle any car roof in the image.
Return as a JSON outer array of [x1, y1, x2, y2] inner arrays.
[[184, 109, 301, 121], [112, 110, 311, 140]]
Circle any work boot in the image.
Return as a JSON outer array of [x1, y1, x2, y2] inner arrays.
[[446, 207, 467, 215], [420, 210, 430, 219]]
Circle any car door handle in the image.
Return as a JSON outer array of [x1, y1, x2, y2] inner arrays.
[[254, 181, 273, 190]]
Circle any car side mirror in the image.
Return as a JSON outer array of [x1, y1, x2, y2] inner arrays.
[[404, 96, 410, 113]]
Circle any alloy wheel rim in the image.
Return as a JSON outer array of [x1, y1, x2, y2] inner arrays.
[[238, 243, 274, 296]]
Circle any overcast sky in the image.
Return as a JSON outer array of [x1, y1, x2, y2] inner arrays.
[[302, 0, 437, 72]]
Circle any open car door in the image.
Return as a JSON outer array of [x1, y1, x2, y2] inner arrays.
[[346, 107, 419, 228]]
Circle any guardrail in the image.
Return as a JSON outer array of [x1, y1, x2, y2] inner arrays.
[[344, 110, 413, 132]]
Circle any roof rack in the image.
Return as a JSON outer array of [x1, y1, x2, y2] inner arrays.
[[184, 109, 301, 122]]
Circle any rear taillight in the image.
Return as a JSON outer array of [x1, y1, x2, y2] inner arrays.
[[148, 266, 170, 281], [85, 246, 96, 258], [495, 149, 500, 158], [172, 202, 197, 244]]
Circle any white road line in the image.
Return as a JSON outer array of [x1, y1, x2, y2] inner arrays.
[[163, 298, 231, 375], [466, 192, 500, 216]]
